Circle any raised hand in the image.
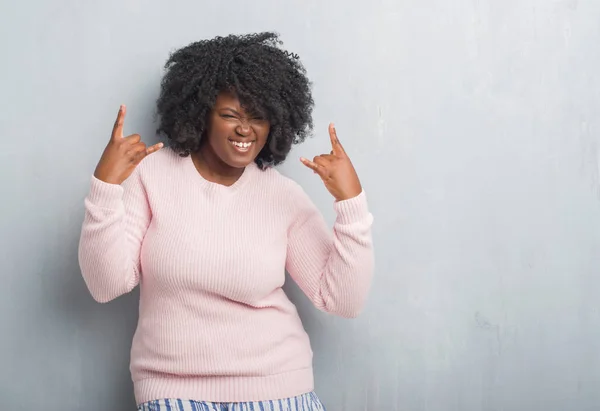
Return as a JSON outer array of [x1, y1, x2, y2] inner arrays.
[[94, 105, 163, 185], [300, 123, 362, 201]]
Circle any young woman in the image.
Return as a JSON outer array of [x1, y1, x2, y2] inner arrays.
[[79, 32, 374, 411]]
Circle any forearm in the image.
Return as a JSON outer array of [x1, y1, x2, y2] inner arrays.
[[78, 176, 145, 303], [287, 191, 374, 318]]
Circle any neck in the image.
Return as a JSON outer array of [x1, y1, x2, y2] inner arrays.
[[191, 143, 245, 186]]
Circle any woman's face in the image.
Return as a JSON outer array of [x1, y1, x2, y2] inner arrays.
[[203, 91, 271, 169]]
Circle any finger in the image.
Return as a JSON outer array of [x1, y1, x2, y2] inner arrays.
[[127, 142, 148, 158], [329, 123, 346, 157], [130, 143, 149, 164], [313, 156, 331, 168], [124, 133, 141, 144], [300, 157, 319, 171], [131, 142, 164, 165], [300, 157, 326, 177], [146, 142, 164, 155], [111, 105, 126, 141]]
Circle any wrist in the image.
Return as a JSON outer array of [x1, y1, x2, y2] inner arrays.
[[333, 190, 370, 224], [335, 188, 362, 202], [93, 169, 122, 185]]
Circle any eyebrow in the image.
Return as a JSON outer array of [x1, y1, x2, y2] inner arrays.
[[219, 107, 241, 115], [219, 106, 266, 119]]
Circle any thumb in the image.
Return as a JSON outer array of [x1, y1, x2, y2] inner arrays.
[[145, 142, 164, 155]]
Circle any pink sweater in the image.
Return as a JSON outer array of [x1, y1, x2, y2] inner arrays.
[[78, 148, 374, 404]]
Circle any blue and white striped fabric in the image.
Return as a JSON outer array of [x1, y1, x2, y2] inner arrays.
[[137, 392, 326, 411]]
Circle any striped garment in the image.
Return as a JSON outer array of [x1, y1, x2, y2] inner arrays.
[[137, 392, 326, 411]]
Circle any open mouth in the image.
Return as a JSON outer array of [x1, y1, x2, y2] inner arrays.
[[228, 139, 255, 153]]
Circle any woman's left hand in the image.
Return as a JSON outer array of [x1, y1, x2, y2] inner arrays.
[[300, 123, 363, 201]]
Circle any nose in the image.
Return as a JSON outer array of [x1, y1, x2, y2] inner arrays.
[[235, 121, 252, 137]]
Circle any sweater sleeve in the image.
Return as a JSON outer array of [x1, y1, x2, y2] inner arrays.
[[78, 167, 151, 303], [285, 187, 374, 318]]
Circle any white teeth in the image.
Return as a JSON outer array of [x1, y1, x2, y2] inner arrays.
[[231, 141, 252, 148]]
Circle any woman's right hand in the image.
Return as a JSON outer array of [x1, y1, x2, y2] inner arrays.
[[93, 105, 163, 185]]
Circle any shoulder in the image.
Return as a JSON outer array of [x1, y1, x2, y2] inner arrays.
[[135, 146, 188, 184], [253, 166, 319, 223], [137, 146, 181, 172], [254, 166, 310, 201], [127, 147, 187, 192]]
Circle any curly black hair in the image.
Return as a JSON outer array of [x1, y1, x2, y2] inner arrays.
[[155, 32, 314, 169]]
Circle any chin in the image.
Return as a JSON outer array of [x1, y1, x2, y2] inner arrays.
[[220, 145, 262, 169], [223, 155, 257, 169]]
